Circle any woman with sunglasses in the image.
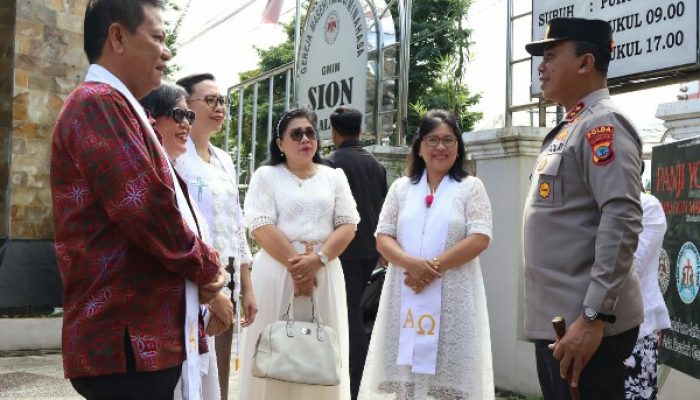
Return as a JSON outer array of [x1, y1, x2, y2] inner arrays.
[[175, 73, 258, 400], [140, 84, 197, 161], [239, 108, 359, 400], [141, 84, 234, 400], [359, 110, 495, 399]]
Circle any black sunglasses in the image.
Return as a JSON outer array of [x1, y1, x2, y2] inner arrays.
[[166, 107, 196, 124], [286, 127, 317, 141], [189, 95, 226, 108]]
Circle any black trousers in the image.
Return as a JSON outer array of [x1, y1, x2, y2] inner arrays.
[[535, 325, 639, 400], [70, 330, 182, 400], [341, 257, 377, 400]]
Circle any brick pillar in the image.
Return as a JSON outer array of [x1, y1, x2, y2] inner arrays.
[[12, 0, 87, 239], [0, 1, 14, 240], [0, 0, 88, 309]]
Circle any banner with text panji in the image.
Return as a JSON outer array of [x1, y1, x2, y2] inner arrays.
[[531, 0, 699, 96], [654, 138, 700, 379], [297, 0, 368, 139]]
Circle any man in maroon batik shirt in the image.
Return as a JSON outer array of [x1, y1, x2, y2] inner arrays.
[[50, 1, 224, 398]]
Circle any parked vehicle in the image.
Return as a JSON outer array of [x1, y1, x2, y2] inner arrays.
[[361, 266, 386, 340]]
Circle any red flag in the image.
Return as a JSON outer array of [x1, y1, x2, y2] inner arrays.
[[262, 0, 284, 24]]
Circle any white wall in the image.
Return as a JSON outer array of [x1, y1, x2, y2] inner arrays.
[[465, 127, 548, 395], [478, 156, 542, 395]]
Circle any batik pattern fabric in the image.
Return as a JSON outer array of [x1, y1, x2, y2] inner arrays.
[[51, 82, 220, 378], [624, 332, 661, 400]]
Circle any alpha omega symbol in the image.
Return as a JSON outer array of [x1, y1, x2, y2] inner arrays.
[[403, 307, 436, 336]]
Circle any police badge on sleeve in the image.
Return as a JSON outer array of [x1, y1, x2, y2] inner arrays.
[[586, 125, 615, 166]]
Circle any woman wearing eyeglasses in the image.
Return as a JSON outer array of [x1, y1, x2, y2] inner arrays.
[[239, 108, 359, 400], [141, 83, 234, 400], [174, 73, 257, 400], [359, 110, 495, 399]]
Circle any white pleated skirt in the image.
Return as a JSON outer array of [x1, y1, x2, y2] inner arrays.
[[238, 249, 351, 400]]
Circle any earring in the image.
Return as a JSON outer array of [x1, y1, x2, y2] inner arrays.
[[281, 152, 285, 157]]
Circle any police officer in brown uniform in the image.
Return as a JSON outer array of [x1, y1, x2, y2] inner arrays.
[[523, 18, 644, 400]]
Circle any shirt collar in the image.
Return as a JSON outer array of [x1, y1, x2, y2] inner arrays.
[[578, 88, 610, 110], [338, 139, 361, 149]]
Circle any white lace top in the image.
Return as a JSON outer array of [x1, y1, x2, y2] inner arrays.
[[175, 141, 253, 265], [244, 164, 360, 241], [359, 175, 495, 400]]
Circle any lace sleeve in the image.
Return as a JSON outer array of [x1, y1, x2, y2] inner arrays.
[[243, 166, 276, 232], [375, 178, 404, 237], [333, 168, 360, 227], [465, 177, 493, 240], [235, 196, 253, 264]]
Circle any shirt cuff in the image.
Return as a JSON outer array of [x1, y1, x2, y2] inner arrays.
[[583, 280, 618, 315]]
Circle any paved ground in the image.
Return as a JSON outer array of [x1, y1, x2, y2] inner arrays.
[[0, 347, 241, 400], [0, 343, 510, 399]]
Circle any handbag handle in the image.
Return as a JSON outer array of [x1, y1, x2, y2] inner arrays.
[[283, 293, 327, 341], [283, 293, 323, 323]]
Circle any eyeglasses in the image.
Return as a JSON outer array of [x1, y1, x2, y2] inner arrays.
[[423, 136, 458, 148], [286, 127, 317, 141], [166, 107, 196, 124], [189, 95, 226, 108]]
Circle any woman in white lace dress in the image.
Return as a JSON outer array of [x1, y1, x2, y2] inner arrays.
[[175, 73, 258, 400], [359, 110, 495, 400], [240, 108, 360, 400]]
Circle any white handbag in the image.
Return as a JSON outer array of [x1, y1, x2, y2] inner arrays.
[[252, 294, 341, 386]]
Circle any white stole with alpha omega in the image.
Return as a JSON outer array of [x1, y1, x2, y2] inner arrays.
[[396, 172, 458, 374], [85, 65, 203, 399]]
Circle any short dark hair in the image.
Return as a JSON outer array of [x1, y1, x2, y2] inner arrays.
[[176, 73, 216, 96], [407, 110, 468, 183], [573, 40, 611, 74], [140, 84, 188, 119], [264, 108, 323, 166], [330, 106, 362, 138], [84, 0, 164, 64]]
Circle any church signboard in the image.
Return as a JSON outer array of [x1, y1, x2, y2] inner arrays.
[[531, 0, 699, 95], [297, 0, 369, 139]]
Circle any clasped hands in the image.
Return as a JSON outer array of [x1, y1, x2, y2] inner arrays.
[[403, 256, 441, 294], [205, 293, 234, 336], [288, 253, 323, 297], [195, 266, 233, 336]]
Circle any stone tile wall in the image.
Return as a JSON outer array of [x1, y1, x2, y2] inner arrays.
[[0, 2, 15, 240], [10, 0, 87, 239]]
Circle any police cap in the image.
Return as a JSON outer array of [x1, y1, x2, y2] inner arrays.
[[525, 17, 613, 57]]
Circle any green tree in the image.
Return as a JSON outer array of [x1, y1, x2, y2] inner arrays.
[[219, 0, 481, 182], [164, 0, 191, 79], [408, 55, 482, 135], [212, 21, 297, 183], [399, 0, 482, 139]]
